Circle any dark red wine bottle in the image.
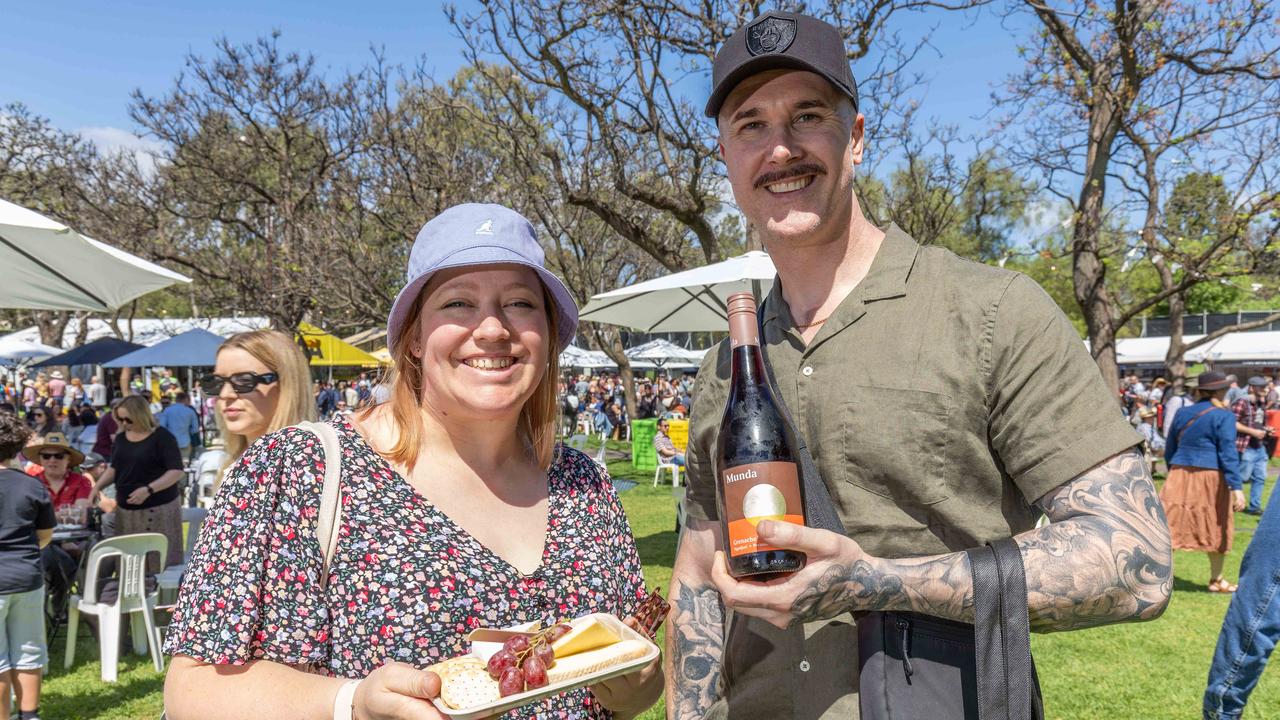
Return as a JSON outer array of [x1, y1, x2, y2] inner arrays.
[[715, 292, 807, 579]]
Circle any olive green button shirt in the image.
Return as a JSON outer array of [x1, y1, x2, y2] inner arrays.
[[684, 225, 1141, 718]]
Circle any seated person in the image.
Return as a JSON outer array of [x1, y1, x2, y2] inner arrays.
[[654, 417, 684, 467]]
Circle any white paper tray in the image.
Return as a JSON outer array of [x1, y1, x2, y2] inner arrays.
[[431, 613, 659, 719]]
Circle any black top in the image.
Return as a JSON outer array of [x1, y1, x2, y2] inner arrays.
[[0, 468, 56, 594], [111, 427, 183, 510]]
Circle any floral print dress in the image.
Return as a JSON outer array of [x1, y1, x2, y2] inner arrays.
[[165, 417, 647, 719]]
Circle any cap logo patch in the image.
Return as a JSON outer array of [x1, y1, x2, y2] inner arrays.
[[746, 16, 797, 56], [475, 220, 494, 235]]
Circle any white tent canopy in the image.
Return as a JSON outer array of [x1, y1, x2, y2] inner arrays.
[[580, 251, 776, 332], [1200, 330, 1280, 364], [0, 198, 190, 311], [1115, 335, 1212, 366], [0, 317, 270, 350]]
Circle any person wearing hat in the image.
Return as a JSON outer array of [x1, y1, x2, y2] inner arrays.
[[164, 204, 662, 720], [22, 433, 92, 512], [1231, 375, 1274, 516], [669, 12, 1171, 719], [46, 371, 65, 410], [1162, 371, 1246, 593]]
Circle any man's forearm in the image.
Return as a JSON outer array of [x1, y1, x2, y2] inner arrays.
[[666, 518, 726, 720], [789, 450, 1172, 632], [666, 578, 725, 719]]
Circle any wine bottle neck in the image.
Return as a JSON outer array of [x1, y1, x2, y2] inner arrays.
[[730, 344, 768, 390]]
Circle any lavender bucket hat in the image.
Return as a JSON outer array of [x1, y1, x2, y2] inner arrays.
[[386, 204, 579, 354]]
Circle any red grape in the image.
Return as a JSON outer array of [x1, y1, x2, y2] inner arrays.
[[498, 666, 525, 697], [487, 649, 517, 680], [522, 655, 548, 689], [503, 635, 531, 654], [544, 624, 572, 643], [534, 643, 556, 668]]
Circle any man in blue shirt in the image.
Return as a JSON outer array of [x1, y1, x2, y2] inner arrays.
[[157, 391, 201, 463]]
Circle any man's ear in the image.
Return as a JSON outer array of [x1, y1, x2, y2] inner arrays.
[[717, 140, 726, 160], [850, 113, 866, 165]]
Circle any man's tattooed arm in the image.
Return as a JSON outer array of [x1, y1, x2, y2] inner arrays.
[[666, 518, 726, 720], [782, 449, 1173, 632]]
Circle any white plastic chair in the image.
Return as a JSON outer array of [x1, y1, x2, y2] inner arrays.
[[64, 533, 168, 681], [194, 449, 227, 509], [157, 507, 209, 604], [654, 462, 681, 487]]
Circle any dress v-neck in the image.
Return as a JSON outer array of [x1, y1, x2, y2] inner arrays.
[[337, 416, 555, 579]]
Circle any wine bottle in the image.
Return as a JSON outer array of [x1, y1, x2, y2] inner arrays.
[[715, 292, 807, 579]]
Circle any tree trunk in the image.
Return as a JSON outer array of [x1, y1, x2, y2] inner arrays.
[[590, 325, 638, 423], [1073, 95, 1122, 392], [34, 311, 71, 348], [1163, 291, 1188, 392]]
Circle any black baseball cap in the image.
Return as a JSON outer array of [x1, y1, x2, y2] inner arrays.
[[705, 11, 859, 119]]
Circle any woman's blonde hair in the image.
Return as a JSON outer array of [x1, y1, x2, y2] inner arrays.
[[366, 286, 562, 472], [116, 395, 156, 433], [216, 330, 315, 465]]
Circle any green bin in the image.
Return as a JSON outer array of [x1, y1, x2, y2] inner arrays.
[[630, 419, 658, 471]]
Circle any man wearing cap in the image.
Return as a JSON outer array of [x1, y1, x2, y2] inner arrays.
[[1232, 376, 1273, 516], [667, 12, 1172, 718]]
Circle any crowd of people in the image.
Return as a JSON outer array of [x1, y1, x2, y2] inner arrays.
[[557, 371, 695, 440]]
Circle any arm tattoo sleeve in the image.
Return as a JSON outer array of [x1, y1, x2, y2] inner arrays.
[[666, 580, 725, 719], [1022, 448, 1173, 631], [786, 449, 1172, 632]]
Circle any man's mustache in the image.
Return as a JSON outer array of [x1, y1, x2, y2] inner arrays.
[[753, 163, 826, 190]]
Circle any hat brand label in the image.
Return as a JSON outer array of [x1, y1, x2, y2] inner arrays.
[[475, 219, 494, 235], [747, 16, 797, 56]]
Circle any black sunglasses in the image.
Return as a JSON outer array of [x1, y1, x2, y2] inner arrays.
[[200, 372, 279, 396], [115, 415, 133, 425], [39, 452, 67, 461]]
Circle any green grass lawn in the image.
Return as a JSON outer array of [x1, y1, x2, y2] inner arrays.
[[42, 441, 1278, 718]]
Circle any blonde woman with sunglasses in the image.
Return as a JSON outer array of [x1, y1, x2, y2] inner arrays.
[[201, 330, 314, 476]]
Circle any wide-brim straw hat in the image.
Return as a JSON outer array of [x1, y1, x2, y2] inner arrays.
[[21, 431, 85, 466]]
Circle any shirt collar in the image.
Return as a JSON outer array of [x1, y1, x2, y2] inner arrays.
[[762, 223, 920, 330]]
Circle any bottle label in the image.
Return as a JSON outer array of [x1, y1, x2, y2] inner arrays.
[[721, 461, 804, 557]]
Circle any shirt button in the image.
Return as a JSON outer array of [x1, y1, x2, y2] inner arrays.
[[799, 659, 811, 672], [802, 366, 814, 377]]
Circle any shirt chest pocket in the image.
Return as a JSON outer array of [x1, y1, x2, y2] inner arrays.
[[837, 387, 953, 506]]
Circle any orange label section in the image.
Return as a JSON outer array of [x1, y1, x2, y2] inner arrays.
[[727, 515, 806, 556], [720, 460, 803, 558]]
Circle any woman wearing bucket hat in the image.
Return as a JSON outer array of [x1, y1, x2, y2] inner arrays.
[[1162, 371, 1247, 593], [164, 204, 662, 720]]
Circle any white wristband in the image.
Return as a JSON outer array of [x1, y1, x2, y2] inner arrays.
[[332, 679, 361, 720]]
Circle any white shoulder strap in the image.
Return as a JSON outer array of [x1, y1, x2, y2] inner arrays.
[[294, 421, 343, 590]]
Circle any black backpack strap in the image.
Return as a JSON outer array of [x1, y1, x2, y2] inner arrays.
[[755, 300, 846, 534], [967, 539, 1041, 720]]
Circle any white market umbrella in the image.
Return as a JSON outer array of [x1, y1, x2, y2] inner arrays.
[[579, 251, 776, 332], [625, 339, 707, 369], [0, 199, 191, 311], [559, 344, 618, 369], [0, 338, 62, 367]]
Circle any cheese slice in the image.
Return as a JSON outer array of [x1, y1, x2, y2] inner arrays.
[[551, 618, 622, 658]]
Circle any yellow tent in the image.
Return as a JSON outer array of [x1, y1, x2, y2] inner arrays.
[[297, 323, 388, 368], [370, 346, 393, 365]]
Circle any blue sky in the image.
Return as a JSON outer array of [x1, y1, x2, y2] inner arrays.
[[1, 1, 1032, 160]]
